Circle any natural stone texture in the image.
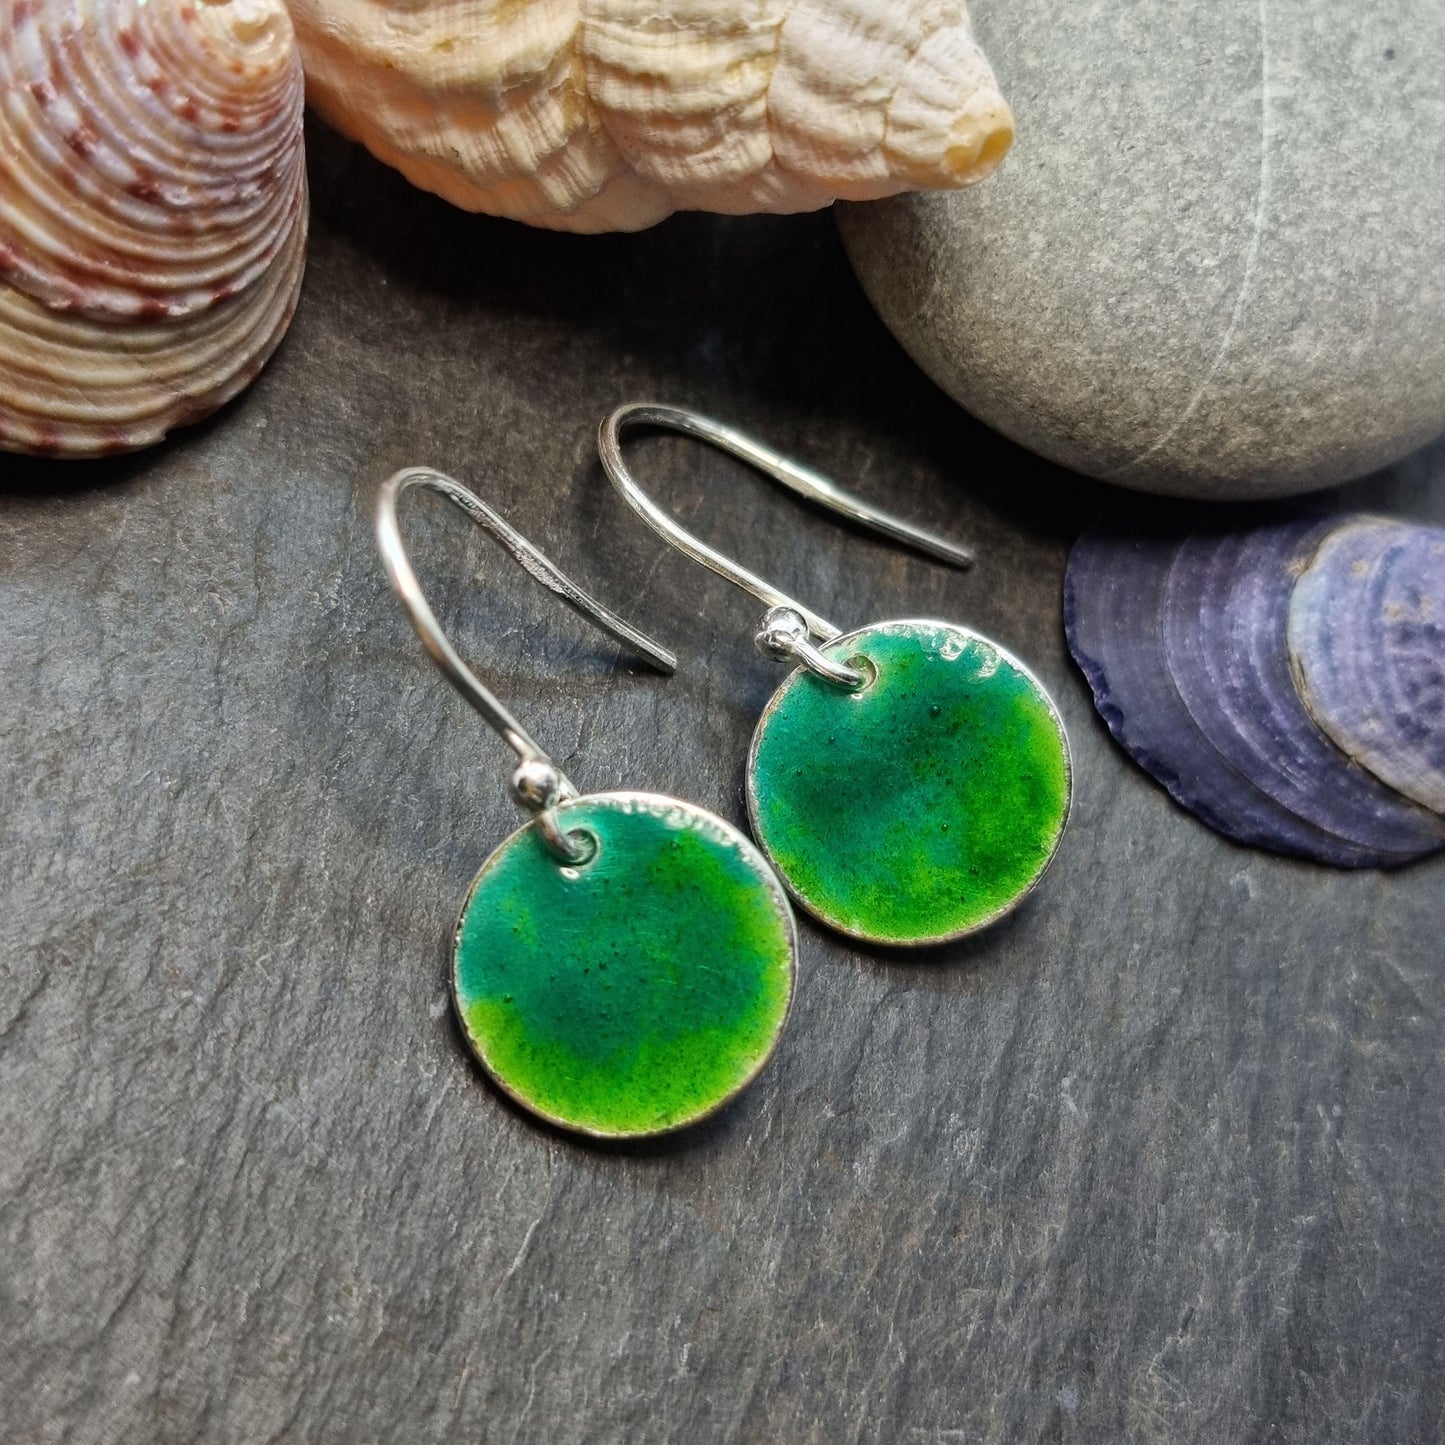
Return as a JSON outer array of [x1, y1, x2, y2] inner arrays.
[[839, 0, 1445, 500], [1, 121, 1444, 1443]]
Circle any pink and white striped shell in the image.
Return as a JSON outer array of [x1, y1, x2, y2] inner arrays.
[[0, 0, 308, 458]]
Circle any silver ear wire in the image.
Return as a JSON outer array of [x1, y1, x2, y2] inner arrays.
[[597, 402, 973, 685], [375, 466, 675, 861]]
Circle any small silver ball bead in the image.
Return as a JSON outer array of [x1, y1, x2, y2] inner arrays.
[[511, 758, 564, 811], [755, 605, 811, 662]]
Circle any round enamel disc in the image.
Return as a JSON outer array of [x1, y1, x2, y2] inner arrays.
[[453, 791, 796, 1138], [747, 620, 1072, 946]]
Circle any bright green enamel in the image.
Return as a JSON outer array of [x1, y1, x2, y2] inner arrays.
[[453, 793, 794, 1137], [748, 621, 1071, 944]]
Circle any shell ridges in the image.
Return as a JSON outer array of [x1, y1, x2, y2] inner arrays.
[[1065, 512, 1445, 869], [0, 0, 309, 458], [287, 0, 1014, 232]]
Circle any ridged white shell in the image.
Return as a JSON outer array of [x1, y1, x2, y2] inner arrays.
[[289, 0, 1014, 233], [0, 0, 308, 458]]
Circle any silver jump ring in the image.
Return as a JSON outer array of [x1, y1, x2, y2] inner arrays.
[[755, 606, 866, 690]]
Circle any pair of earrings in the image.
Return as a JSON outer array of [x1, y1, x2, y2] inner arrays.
[[377, 405, 1072, 1140]]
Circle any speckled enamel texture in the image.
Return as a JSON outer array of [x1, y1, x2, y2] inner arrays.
[[747, 620, 1071, 945], [453, 792, 795, 1138]]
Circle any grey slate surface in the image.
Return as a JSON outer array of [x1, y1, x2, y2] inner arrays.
[[2, 124, 1443, 1445]]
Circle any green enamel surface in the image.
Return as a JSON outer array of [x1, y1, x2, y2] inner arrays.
[[748, 621, 1071, 944], [453, 793, 794, 1137]]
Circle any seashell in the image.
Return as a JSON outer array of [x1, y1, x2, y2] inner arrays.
[[1064, 519, 1393, 866], [1161, 520, 1444, 859], [1288, 518, 1445, 817], [1065, 515, 1445, 867], [287, 0, 1014, 233], [0, 0, 308, 458]]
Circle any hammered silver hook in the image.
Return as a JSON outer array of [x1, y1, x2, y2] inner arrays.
[[598, 402, 973, 689], [376, 466, 675, 862]]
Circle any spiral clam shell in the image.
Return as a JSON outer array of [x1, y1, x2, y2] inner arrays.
[[1065, 513, 1445, 868], [0, 0, 308, 457], [288, 0, 1014, 233]]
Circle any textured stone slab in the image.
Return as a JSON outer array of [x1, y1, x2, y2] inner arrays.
[[840, 0, 1445, 499], [1, 123, 1444, 1443]]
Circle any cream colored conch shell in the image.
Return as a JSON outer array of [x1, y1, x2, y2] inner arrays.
[[290, 0, 1013, 233], [0, 0, 308, 458]]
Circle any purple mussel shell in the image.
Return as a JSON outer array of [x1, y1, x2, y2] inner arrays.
[[1162, 519, 1445, 862], [1064, 519, 1404, 866], [1287, 518, 1445, 816]]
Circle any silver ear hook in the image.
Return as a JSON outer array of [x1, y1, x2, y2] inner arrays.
[[597, 402, 973, 689], [376, 466, 676, 863]]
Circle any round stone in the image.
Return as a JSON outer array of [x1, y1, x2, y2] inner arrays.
[[453, 791, 795, 1138], [746, 620, 1071, 946], [838, 0, 1445, 499]]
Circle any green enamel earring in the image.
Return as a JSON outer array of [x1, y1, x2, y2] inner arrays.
[[599, 404, 1072, 949], [376, 467, 797, 1138]]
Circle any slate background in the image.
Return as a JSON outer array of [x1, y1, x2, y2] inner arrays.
[[2, 124, 1443, 1445]]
